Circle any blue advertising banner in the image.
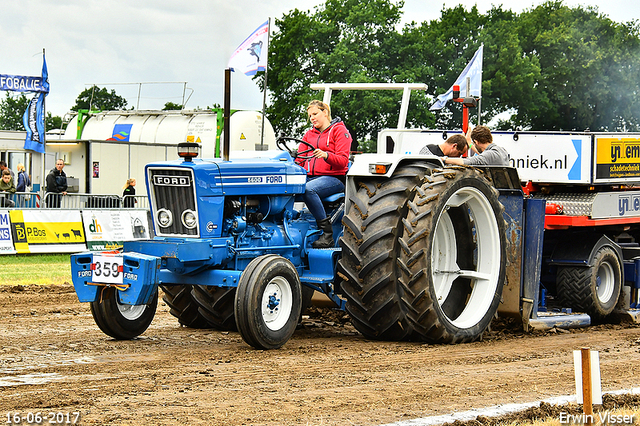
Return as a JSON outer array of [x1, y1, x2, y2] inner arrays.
[[1, 52, 49, 153], [0, 210, 16, 254], [23, 92, 46, 153], [22, 53, 49, 153], [0, 75, 48, 93]]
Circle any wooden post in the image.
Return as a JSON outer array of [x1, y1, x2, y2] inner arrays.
[[581, 347, 593, 425]]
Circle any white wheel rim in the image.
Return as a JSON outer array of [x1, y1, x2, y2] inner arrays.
[[432, 186, 501, 329], [261, 276, 293, 331], [596, 261, 615, 303], [116, 298, 147, 321]]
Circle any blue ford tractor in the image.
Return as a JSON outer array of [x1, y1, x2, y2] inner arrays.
[[71, 136, 516, 349], [69, 81, 640, 349]]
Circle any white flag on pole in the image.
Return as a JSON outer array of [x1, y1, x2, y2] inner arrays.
[[228, 20, 269, 76], [430, 45, 483, 111]]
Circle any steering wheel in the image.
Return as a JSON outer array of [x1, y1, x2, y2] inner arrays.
[[276, 136, 316, 160]]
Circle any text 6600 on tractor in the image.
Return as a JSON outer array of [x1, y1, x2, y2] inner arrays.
[[71, 83, 640, 349]]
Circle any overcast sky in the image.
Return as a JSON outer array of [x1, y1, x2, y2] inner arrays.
[[1, 0, 638, 119]]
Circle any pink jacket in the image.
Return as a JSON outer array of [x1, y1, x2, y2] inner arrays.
[[297, 118, 351, 177]]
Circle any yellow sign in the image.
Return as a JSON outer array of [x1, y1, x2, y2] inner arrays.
[[9, 210, 86, 254], [595, 137, 640, 180], [240, 133, 246, 140]]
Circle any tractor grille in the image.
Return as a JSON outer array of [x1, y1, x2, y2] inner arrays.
[[148, 167, 199, 237]]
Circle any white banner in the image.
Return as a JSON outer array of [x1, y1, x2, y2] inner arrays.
[[496, 133, 591, 184], [82, 210, 150, 251], [379, 129, 592, 184]]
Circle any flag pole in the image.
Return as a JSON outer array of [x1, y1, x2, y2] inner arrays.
[[259, 18, 271, 150], [223, 68, 231, 162], [41, 48, 47, 194]]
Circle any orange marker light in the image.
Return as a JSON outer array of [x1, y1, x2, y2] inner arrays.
[[369, 163, 391, 174]]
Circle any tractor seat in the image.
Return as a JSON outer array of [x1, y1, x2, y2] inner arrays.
[[322, 193, 344, 203]]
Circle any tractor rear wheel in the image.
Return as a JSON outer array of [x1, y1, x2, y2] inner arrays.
[[160, 284, 211, 328], [401, 167, 506, 342], [337, 164, 430, 340], [191, 285, 237, 331], [338, 165, 506, 343], [90, 286, 157, 340]]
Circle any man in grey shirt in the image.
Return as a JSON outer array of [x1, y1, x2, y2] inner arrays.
[[445, 125, 509, 166]]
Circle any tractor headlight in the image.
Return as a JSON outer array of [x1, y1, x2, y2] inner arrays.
[[181, 210, 197, 229], [157, 209, 173, 228]]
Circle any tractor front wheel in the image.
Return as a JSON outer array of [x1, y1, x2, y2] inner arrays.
[[235, 255, 302, 349], [90, 286, 157, 340]]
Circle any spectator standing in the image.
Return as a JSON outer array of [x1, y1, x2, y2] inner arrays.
[[0, 161, 14, 180], [0, 170, 16, 207], [46, 159, 68, 208], [122, 178, 137, 208], [16, 163, 30, 193]]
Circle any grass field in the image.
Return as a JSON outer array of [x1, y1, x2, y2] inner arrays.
[[0, 254, 72, 285]]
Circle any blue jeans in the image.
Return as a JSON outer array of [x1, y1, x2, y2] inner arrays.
[[303, 176, 345, 222]]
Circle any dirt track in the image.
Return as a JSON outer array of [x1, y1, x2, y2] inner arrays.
[[1, 285, 639, 426]]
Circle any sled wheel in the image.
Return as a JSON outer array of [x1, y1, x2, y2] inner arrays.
[[235, 255, 302, 349], [90, 286, 157, 340], [191, 285, 237, 331], [160, 284, 211, 328], [557, 246, 622, 321]]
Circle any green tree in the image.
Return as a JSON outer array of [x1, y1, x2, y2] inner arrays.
[[267, 0, 640, 137], [400, 5, 488, 130], [405, 1, 640, 131], [163, 102, 182, 110], [510, 1, 640, 131], [0, 92, 64, 132], [265, 0, 435, 151], [46, 113, 63, 131], [0, 92, 30, 130], [71, 85, 128, 112]]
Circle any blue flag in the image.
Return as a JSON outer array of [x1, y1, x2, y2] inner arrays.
[[430, 45, 483, 111], [23, 54, 48, 153]]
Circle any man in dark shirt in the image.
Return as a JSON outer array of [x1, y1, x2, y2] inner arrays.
[[45, 159, 68, 208], [419, 134, 468, 157]]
